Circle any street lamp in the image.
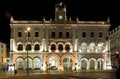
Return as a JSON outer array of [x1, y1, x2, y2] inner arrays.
[[25, 27, 31, 76]]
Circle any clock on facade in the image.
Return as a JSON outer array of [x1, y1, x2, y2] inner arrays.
[[59, 15, 63, 20]]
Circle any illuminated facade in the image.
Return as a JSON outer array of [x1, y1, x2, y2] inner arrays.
[[9, 2, 112, 71], [0, 42, 7, 69], [109, 25, 120, 68]]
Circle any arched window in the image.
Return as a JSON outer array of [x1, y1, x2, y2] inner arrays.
[[34, 44, 40, 50], [58, 44, 63, 52], [97, 43, 103, 51], [51, 44, 56, 51], [81, 43, 87, 51], [26, 44, 31, 51], [89, 43, 95, 51], [17, 44, 23, 51], [65, 44, 70, 52]]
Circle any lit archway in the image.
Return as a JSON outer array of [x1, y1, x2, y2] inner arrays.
[[25, 58, 32, 69], [89, 58, 96, 69], [63, 57, 72, 70], [97, 58, 104, 69], [33, 58, 42, 69], [16, 58, 24, 69], [80, 58, 88, 69]]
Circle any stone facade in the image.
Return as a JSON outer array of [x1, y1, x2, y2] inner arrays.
[[9, 2, 112, 71], [0, 42, 7, 70], [109, 25, 120, 69]]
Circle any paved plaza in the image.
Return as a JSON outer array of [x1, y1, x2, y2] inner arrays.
[[0, 69, 117, 79]]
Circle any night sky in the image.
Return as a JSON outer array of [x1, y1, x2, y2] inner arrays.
[[0, 0, 120, 47]]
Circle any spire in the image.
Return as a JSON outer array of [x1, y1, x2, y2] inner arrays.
[[69, 16, 71, 21], [55, 1, 66, 11], [76, 17, 79, 21], [10, 16, 14, 23], [107, 16, 110, 23], [43, 17, 45, 22], [59, 2, 62, 6]]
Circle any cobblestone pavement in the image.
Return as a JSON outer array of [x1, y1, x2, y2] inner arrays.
[[0, 69, 117, 79]]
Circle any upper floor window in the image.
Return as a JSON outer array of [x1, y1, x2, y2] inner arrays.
[[58, 44, 63, 52], [99, 32, 103, 38], [81, 43, 87, 51], [34, 44, 40, 50], [27, 32, 30, 37], [51, 32, 55, 38], [89, 43, 95, 51], [51, 44, 56, 51], [66, 32, 69, 38], [59, 32, 62, 38], [97, 43, 103, 51], [90, 32, 94, 37], [17, 44, 23, 51], [26, 44, 31, 51], [82, 32, 86, 38], [65, 44, 70, 51], [18, 32, 22, 37], [35, 32, 39, 37]]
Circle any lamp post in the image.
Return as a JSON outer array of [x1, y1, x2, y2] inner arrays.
[[25, 27, 31, 76]]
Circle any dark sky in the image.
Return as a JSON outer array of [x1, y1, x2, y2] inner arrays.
[[0, 0, 120, 47]]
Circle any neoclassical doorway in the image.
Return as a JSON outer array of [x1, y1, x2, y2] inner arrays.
[[63, 57, 72, 70]]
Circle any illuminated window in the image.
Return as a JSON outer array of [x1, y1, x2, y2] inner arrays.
[[81, 43, 87, 51], [97, 43, 103, 51], [89, 43, 95, 51]]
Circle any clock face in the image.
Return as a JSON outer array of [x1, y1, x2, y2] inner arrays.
[[59, 15, 63, 20]]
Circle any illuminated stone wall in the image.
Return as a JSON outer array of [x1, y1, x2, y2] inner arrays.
[[9, 2, 111, 71]]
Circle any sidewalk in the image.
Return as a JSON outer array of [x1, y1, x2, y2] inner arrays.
[[0, 69, 117, 79]]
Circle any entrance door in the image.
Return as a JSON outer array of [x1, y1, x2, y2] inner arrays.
[[63, 57, 72, 70], [49, 57, 58, 70], [97, 60, 103, 69], [81, 60, 87, 69]]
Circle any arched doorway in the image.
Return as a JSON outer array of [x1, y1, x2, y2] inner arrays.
[[25, 58, 32, 69], [81, 59, 87, 69], [16, 58, 24, 69], [97, 59, 104, 69], [63, 57, 72, 70], [48, 57, 58, 70], [89, 59, 96, 69], [33, 58, 42, 70]]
